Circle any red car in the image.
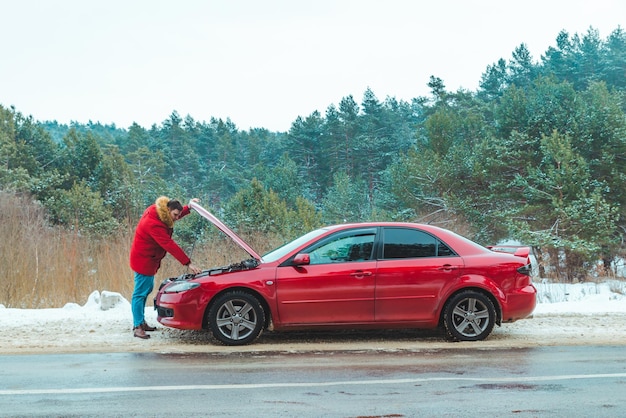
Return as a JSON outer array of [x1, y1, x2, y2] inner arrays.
[[155, 202, 536, 345]]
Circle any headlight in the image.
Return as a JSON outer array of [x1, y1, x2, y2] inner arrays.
[[163, 281, 201, 293]]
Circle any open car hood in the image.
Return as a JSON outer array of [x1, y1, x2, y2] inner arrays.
[[189, 201, 263, 261]]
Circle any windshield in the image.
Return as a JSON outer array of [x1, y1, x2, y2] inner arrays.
[[262, 228, 329, 263]]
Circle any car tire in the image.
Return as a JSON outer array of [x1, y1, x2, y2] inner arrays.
[[443, 290, 496, 341], [207, 291, 265, 346]]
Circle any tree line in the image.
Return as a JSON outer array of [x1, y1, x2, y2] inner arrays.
[[2, 26, 626, 281]]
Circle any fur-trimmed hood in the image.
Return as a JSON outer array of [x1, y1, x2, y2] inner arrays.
[[155, 196, 174, 228]]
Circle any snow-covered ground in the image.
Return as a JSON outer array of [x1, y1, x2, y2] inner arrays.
[[0, 281, 625, 355], [533, 280, 626, 313]]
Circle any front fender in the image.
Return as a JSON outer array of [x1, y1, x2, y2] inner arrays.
[[201, 280, 278, 330]]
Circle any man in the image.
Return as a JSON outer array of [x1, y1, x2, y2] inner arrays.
[[129, 196, 202, 339]]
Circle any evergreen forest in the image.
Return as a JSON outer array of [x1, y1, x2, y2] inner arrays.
[[3, 26, 626, 283]]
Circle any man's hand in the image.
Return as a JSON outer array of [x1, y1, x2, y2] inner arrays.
[[187, 263, 202, 275]]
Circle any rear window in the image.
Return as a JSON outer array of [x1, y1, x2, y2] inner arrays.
[[382, 227, 455, 259]]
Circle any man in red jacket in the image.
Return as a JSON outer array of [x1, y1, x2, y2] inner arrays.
[[130, 196, 202, 339]]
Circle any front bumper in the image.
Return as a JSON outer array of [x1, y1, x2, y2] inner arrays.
[[154, 290, 206, 330]]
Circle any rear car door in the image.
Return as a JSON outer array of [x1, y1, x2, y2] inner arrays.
[[375, 226, 463, 321], [275, 228, 377, 325]]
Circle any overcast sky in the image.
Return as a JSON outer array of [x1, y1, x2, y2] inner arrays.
[[1, 1, 624, 132]]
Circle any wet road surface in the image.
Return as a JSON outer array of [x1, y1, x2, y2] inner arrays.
[[1, 345, 625, 417]]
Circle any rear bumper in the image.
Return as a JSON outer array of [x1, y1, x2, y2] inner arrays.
[[501, 284, 537, 322]]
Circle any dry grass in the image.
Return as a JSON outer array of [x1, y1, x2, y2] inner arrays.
[[0, 192, 130, 307], [0, 192, 285, 308], [3, 191, 624, 308]]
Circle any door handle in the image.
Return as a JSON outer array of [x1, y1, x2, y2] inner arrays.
[[438, 264, 458, 271], [350, 270, 373, 278]]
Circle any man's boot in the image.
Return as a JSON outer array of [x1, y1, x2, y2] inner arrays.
[[133, 326, 150, 339], [141, 322, 157, 332]]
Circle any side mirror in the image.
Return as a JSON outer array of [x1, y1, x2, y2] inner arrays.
[[292, 253, 310, 266]]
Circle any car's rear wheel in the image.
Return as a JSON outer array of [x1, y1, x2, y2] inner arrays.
[[443, 290, 496, 341], [207, 291, 265, 346]]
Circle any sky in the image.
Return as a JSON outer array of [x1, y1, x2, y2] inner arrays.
[[1, 1, 624, 132]]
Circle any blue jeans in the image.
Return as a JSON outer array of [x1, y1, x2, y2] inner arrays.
[[131, 272, 154, 328]]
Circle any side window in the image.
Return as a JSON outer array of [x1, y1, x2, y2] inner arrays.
[[437, 241, 455, 257], [306, 230, 376, 264], [383, 227, 454, 259]]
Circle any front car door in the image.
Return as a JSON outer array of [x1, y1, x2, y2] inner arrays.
[[275, 228, 377, 325]]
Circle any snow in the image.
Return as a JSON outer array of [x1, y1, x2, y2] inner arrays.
[[1, 281, 624, 325], [534, 280, 626, 313], [0, 281, 624, 354], [0, 290, 138, 328]]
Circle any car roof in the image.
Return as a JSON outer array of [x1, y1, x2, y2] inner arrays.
[[296, 222, 490, 256]]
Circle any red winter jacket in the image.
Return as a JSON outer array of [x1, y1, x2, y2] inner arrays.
[[130, 196, 192, 276]]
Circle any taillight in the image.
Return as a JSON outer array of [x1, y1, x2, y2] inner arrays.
[[516, 263, 532, 288], [517, 264, 531, 276]]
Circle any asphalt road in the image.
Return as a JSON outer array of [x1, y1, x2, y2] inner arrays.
[[1, 345, 625, 417]]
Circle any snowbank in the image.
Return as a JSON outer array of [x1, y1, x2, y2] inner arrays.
[[0, 281, 624, 355], [0, 281, 624, 327], [534, 280, 626, 314]]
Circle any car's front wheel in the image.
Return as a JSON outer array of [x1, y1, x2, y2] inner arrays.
[[207, 291, 265, 346], [443, 290, 496, 341]]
